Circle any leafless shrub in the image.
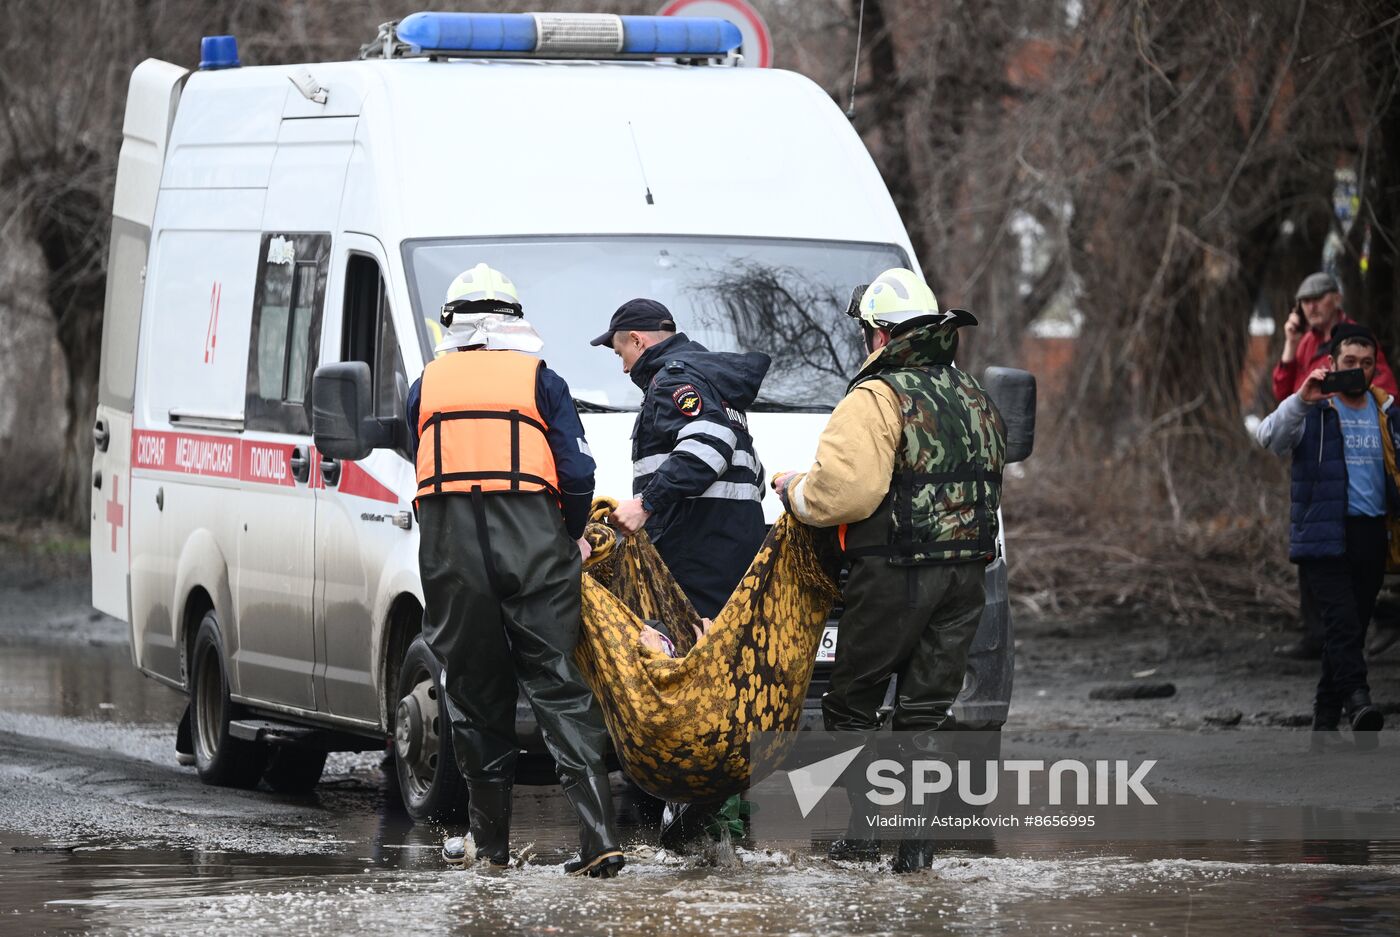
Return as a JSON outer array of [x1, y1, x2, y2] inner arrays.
[[1005, 438, 1297, 628]]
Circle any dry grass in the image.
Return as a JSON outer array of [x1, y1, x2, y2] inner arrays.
[[1003, 439, 1298, 629]]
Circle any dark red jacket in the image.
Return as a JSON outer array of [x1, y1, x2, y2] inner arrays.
[[1271, 312, 1397, 402]]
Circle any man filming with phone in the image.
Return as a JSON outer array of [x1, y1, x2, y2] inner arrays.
[[1256, 324, 1400, 750], [1269, 273, 1397, 661]]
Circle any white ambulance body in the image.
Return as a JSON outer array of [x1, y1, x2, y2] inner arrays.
[[91, 14, 1015, 811]]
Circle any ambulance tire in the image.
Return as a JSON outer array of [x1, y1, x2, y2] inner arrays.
[[393, 637, 469, 823], [263, 747, 328, 795], [189, 612, 268, 789]]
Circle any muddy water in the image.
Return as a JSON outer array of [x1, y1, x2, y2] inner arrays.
[[0, 643, 184, 722], [5, 832, 1400, 936], [2, 644, 1400, 935]]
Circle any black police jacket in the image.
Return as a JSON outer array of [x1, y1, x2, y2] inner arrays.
[[630, 334, 771, 617], [630, 333, 770, 517]]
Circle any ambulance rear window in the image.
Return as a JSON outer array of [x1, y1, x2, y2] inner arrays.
[[245, 232, 331, 434]]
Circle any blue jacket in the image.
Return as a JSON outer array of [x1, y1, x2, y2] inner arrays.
[[1255, 390, 1400, 561], [407, 354, 596, 539]]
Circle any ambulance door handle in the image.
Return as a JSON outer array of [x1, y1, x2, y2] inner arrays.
[[93, 419, 109, 452], [320, 457, 341, 488], [290, 445, 311, 484]]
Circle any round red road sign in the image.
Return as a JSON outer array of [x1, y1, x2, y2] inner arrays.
[[657, 0, 773, 68]]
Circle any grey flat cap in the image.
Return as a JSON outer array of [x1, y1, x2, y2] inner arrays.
[[1296, 272, 1340, 300]]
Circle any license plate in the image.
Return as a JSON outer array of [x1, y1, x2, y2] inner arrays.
[[816, 625, 838, 663]]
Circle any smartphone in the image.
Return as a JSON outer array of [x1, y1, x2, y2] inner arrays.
[[1319, 368, 1368, 396], [1288, 304, 1306, 334]]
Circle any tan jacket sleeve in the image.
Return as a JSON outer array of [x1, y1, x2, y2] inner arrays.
[[786, 382, 902, 527]]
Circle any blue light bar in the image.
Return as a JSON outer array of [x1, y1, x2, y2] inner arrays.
[[393, 11, 742, 59], [397, 13, 536, 54], [619, 16, 741, 56], [199, 35, 241, 70], [621, 15, 744, 54]]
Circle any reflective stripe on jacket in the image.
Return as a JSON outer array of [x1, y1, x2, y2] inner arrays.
[[415, 350, 560, 498], [628, 333, 770, 518]]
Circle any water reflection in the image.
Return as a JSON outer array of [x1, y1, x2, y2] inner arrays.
[[3, 644, 1399, 935], [0, 643, 184, 724], [6, 838, 1399, 937], [5, 771, 1400, 937]]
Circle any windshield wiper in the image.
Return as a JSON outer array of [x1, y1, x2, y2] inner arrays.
[[573, 399, 637, 413], [748, 401, 833, 413]]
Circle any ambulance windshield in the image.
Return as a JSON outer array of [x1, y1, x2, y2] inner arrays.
[[402, 236, 909, 411]]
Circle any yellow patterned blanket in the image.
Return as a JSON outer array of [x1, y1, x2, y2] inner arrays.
[[575, 500, 841, 802]]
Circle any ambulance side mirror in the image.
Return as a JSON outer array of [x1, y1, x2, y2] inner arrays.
[[981, 367, 1036, 464], [312, 362, 393, 461]]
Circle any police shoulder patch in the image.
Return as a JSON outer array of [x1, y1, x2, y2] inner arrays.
[[671, 384, 703, 417]]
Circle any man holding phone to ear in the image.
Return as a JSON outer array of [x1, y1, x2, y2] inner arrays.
[[1256, 324, 1400, 749], [1273, 272, 1396, 403]]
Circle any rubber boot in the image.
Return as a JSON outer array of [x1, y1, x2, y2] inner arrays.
[[1309, 705, 1344, 754], [561, 775, 626, 878], [443, 782, 513, 866], [891, 787, 943, 874], [827, 781, 881, 862], [659, 799, 722, 853], [1344, 689, 1384, 750], [891, 737, 945, 874], [175, 704, 196, 767]]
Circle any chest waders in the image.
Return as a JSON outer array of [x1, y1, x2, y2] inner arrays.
[[822, 324, 1007, 870], [416, 353, 623, 876]]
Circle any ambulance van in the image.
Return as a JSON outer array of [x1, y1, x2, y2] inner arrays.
[[91, 12, 1031, 819]]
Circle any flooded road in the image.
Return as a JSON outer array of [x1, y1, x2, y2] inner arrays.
[[3, 636, 1400, 935], [7, 831, 1400, 936]]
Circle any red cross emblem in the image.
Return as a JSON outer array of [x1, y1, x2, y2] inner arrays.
[[105, 475, 124, 553]]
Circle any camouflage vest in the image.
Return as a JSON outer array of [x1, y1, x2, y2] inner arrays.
[[841, 323, 1007, 566]]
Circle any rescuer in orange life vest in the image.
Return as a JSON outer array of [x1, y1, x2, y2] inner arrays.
[[406, 264, 624, 878]]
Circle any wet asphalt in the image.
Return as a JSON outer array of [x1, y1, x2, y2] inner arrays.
[[2, 589, 1400, 934]]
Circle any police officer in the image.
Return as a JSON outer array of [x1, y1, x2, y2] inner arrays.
[[592, 298, 771, 619], [409, 263, 624, 878], [771, 268, 1006, 873]]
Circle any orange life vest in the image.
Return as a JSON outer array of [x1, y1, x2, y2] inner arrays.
[[415, 350, 559, 499]]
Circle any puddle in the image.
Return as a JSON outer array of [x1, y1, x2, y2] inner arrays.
[[3, 831, 1399, 936], [0, 643, 184, 724], [2, 641, 1399, 934]]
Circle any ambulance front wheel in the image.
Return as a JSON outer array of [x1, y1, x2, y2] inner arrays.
[[393, 637, 469, 823], [189, 611, 268, 789]]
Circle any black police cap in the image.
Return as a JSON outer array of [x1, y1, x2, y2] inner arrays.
[[590, 298, 677, 347]]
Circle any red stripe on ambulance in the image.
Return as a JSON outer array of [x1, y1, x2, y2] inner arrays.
[[133, 430, 240, 479], [337, 460, 398, 504], [132, 430, 397, 503], [243, 442, 295, 487]]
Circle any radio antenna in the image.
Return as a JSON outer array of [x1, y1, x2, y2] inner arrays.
[[846, 0, 866, 119], [627, 121, 655, 206]]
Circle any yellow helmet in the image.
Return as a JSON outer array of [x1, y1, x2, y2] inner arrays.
[[447, 262, 518, 304], [441, 263, 521, 325], [857, 267, 939, 329]]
